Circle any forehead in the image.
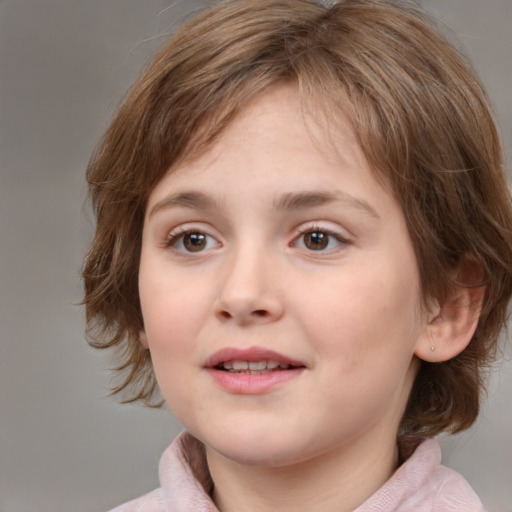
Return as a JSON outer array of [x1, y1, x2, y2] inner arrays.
[[146, 84, 401, 226], [165, 84, 371, 186]]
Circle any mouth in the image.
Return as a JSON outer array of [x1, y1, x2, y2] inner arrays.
[[205, 347, 306, 374], [205, 347, 306, 394], [215, 359, 299, 375]]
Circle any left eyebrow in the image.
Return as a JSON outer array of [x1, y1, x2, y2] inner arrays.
[[273, 191, 380, 219]]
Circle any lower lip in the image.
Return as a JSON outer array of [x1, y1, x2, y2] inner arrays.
[[207, 368, 304, 394]]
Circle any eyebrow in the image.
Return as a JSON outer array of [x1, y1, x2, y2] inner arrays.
[[149, 191, 217, 218], [274, 191, 380, 219], [148, 189, 380, 219]]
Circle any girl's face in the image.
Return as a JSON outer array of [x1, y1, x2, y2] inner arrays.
[[139, 84, 430, 468]]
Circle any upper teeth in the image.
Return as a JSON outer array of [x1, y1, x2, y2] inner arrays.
[[223, 360, 288, 370]]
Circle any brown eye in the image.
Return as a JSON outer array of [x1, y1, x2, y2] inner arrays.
[[168, 229, 220, 254], [183, 232, 207, 252], [303, 231, 329, 250]]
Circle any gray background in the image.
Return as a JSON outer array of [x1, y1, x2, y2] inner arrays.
[[0, 1, 510, 511]]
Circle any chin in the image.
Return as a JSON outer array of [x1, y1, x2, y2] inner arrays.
[[198, 427, 319, 468], [215, 444, 308, 468]]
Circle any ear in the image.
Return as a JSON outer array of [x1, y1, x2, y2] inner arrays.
[[415, 258, 486, 363], [139, 330, 149, 349]]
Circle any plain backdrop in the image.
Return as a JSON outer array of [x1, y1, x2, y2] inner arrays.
[[1, 1, 511, 511]]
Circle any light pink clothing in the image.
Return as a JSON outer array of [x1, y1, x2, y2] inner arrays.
[[108, 432, 485, 512]]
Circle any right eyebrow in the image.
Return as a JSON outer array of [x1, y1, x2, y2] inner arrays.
[[148, 191, 218, 218]]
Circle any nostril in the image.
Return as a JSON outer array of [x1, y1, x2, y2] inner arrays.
[[253, 310, 268, 317], [219, 311, 232, 319]]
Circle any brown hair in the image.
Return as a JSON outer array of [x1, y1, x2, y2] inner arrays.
[[83, 0, 512, 440]]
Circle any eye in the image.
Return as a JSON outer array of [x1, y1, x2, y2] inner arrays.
[[293, 228, 348, 252], [167, 230, 219, 253]]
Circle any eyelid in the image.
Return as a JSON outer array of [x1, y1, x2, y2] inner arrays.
[[164, 223, 222, 253], [291, 222, 352, 252]]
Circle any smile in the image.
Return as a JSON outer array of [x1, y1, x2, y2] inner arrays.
[[206, 346, 305, 370], [217, 360, 296, 374], [206, 347, 306, 394]]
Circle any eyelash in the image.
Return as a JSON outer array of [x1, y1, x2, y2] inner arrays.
[[163, 224, 351, 255], [292, 225, 351, 253], [164, 226, 220, 253]]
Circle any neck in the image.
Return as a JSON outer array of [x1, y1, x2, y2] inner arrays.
[[206, 433, 398, 512]]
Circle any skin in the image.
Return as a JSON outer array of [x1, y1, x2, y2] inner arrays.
[[138, 84, 474, 512]]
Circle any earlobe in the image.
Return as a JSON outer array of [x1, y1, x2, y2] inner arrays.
[[415, 258, 486, 363], [139, 330, 149, 349]]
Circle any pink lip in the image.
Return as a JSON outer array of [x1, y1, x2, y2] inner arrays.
[[204, 346, 305, 369], [204, 346, 306, 395]]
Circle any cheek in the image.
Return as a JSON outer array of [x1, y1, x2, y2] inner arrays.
[[138, 281, 206, 413], [307, 268, 422, 423], [298, 257, 423, 363], [140, 247, 200, 315], [138, 264, 211, 363]]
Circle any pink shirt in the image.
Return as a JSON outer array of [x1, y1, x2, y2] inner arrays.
[[108, 432, 485, 512]]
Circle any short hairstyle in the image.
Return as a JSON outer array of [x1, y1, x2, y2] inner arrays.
[[83, 0, 512, 442]]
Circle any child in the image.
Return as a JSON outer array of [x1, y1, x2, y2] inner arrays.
[[83, 0, 512, 510]]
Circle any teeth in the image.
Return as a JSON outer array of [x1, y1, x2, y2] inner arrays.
[[221, 360, 290, 371], [227, 369, 275, 375], [248, 361, 266, 370]]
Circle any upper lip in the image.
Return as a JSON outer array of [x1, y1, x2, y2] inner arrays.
[[204, 346, 306, 369]]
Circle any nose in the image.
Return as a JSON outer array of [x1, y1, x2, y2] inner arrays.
[[214, 248, 284, 325]]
